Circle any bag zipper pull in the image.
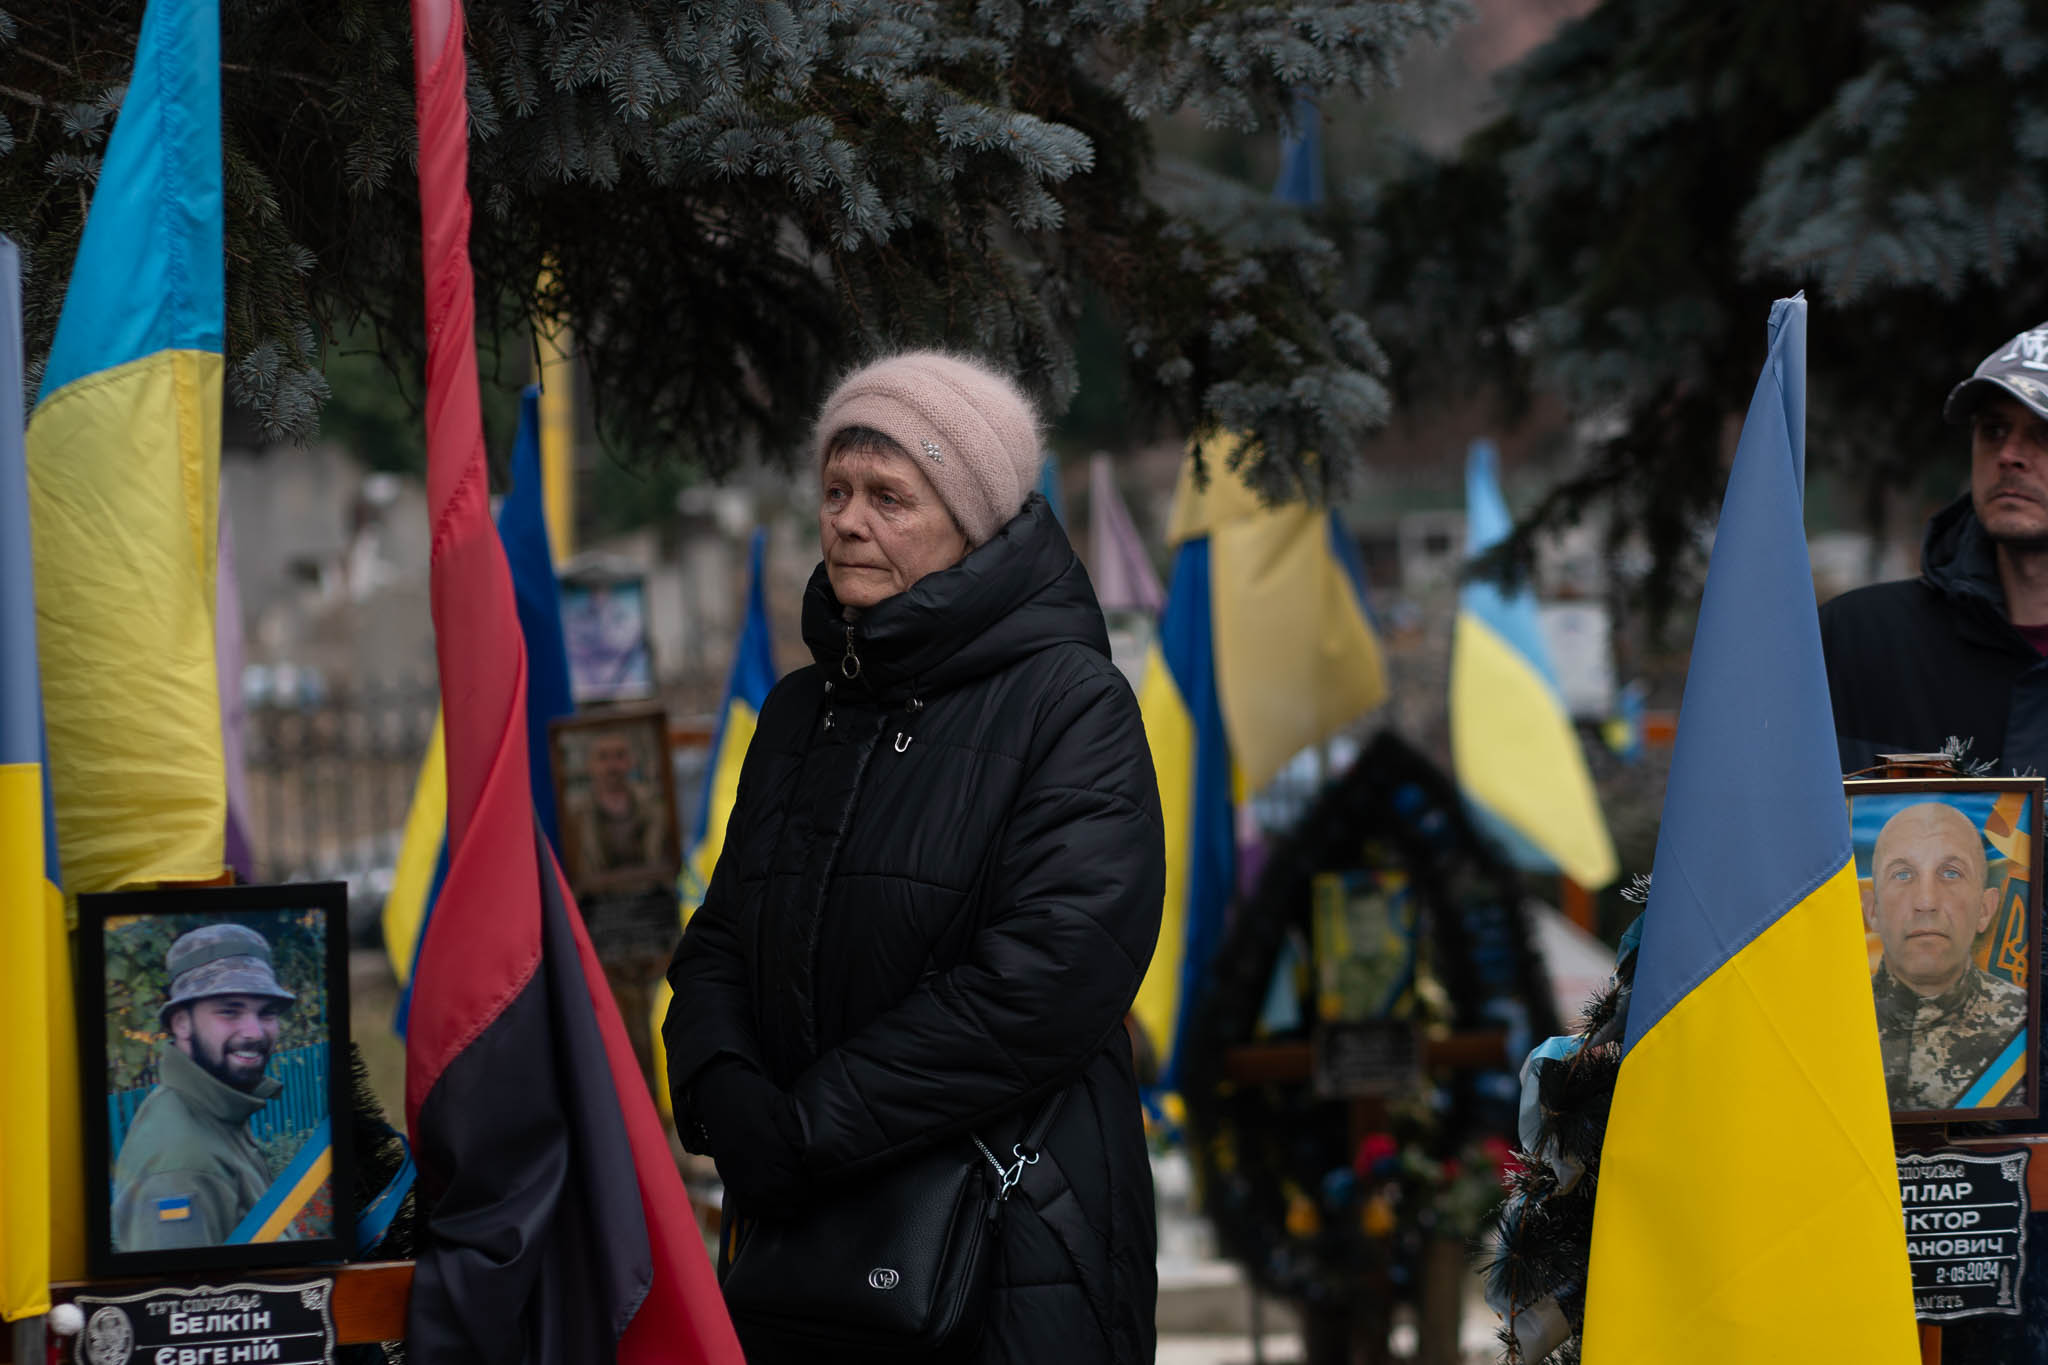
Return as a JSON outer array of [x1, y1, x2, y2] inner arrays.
[[841, 624, 861, 681]]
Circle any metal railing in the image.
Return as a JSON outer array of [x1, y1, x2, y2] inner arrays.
[[108, 1044, 330, 1161], [240, 678, 439, 932]]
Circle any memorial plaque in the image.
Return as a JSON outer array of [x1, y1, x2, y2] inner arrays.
[[1897, 1150, 2028, 1320], [70, 1279, 335, 1365], [1310, 1019, 1421, 1099]]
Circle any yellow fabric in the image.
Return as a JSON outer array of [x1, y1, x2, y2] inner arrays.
[[1450, 614, 1617, 888], [1207, 501, 1389, 794], [0, 764, 50, 1319], [383, 711, 447, 986], [1583, 862, 1917, 1364], [687, 697, 758, 897], [1980, 1046, 2027, 1107], [658, 696, 760, 1120], [1132, 641, 1193, 1067], [1166, 437, 1387, 793], [652, 978, 675, 1119], [27, 348, 224, 894], [250, 1147, 332, 1243], [0, 818, 86, 1312], [537, 321, 575, 563], [1166, 436, 1273, 544]]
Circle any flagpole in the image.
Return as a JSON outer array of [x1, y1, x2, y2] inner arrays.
[[534, 268, 575, 563]]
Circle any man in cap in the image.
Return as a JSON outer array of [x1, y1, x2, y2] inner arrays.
[[1865, 802, 2026, 1111], [1820, 324, 2048, 777], [1819, 332, 2048, 1365], [111, 923, 296, 1251], [564, 730, 666, 879]]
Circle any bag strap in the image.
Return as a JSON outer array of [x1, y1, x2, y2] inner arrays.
[[974, 1084, 1070, 1203], [1019, 1084, 1068, 1155]]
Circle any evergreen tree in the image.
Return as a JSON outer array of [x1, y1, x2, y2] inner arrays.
[[2, 0, 1461, 495], [1346, 0, 2048, 614]]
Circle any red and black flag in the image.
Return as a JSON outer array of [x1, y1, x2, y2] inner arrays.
[[401, 2, 741, 1361]]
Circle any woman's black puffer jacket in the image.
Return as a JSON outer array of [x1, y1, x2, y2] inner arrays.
[[664, 495, 1165, 1365]]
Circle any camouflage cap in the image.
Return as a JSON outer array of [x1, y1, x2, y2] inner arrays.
[[1945, 323, 2048, 424], [158, 923, 296, 1028]]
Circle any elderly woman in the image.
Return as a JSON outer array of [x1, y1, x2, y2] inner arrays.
[[664, 351, 1164, 1364]]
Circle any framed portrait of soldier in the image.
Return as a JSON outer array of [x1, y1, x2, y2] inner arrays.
[[1847, 777, 2045, 1125], [549, 706, 682, 898], [76, 882, 353, 1276], [559, 568, 656, 703]]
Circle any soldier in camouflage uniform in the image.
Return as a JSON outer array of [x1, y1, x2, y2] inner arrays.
[[1864, 802, 2026, 1111], [111, 923, 296, 1251]]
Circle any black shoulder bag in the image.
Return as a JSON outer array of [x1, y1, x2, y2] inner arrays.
[[718, 1087, 1069, 1363]]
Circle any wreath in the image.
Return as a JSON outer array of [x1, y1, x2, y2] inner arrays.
[[1179, 729, 1561, 1308]]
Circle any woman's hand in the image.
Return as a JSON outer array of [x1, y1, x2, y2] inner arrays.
[[693, 1058, 812, 1218]]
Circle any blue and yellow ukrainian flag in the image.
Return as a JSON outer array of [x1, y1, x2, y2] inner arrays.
[[26, 0, 226, 898], [686, 528, 777, 899], [1135, 438, 1389, 1084], [385, 386, 574, 1032], [1451, 440, 1615, 888], [655, 530, 777, 1116], [227, 1118, 333, 1244], [1, 237, 82, 1318], [384, 712, 449, 1025], [1131, 88, 1390, 1083], [1582, 298, 1916, 1363], [1133, 523, 1233, 1092]]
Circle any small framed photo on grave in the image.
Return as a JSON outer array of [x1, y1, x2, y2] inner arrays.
[[76, 882, 353, 1276], [1307, 856, 1425, 1099], [1847, 776, 2045, 1125], [559, 566, 656, 703], [549, 705, 682, 899]]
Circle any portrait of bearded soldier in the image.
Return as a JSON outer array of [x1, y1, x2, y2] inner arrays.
[[1864, 802, 2028, 1111], [111, 923, 296, 1250]]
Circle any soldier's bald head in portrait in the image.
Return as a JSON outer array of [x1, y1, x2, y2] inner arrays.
[[1863, 802, 2001, 999]]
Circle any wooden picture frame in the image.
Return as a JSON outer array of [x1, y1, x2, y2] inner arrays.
[[548, 705, 682, 898], [1847, 776, 2045, 1126], [76, 882, 353, 1277]]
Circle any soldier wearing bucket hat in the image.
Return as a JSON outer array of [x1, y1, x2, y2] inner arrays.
[[1820, 321, 2048, 786], [111, 923, 297, 1252]]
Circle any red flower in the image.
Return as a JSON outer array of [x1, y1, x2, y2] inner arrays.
[[1354, 1132, 1398, 1175]]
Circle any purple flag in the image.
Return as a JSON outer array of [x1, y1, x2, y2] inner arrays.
[[1088, 453, 1164, 614], [215, 494, 254, 880]]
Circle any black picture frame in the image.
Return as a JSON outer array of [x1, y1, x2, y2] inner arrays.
[[1847, 776, 2046, 1127], [76, 881, 354, 1277]]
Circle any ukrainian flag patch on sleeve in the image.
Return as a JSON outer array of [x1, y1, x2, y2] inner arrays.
[[155, 1195, 192, 1222]]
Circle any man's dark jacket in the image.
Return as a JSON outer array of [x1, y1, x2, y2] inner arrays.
[[664, 496, 1165, 1365], [111, 1042, 280, 1250], [1819, 493, 2048, 778]]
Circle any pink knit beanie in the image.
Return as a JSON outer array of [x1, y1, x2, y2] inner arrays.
[[813, 351, 1044, 547]]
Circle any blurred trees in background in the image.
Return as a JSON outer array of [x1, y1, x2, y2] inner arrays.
[[3, 0, 1464, 503], [1341, 0, 2048, 611], [14, 0, 2040, 577]]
